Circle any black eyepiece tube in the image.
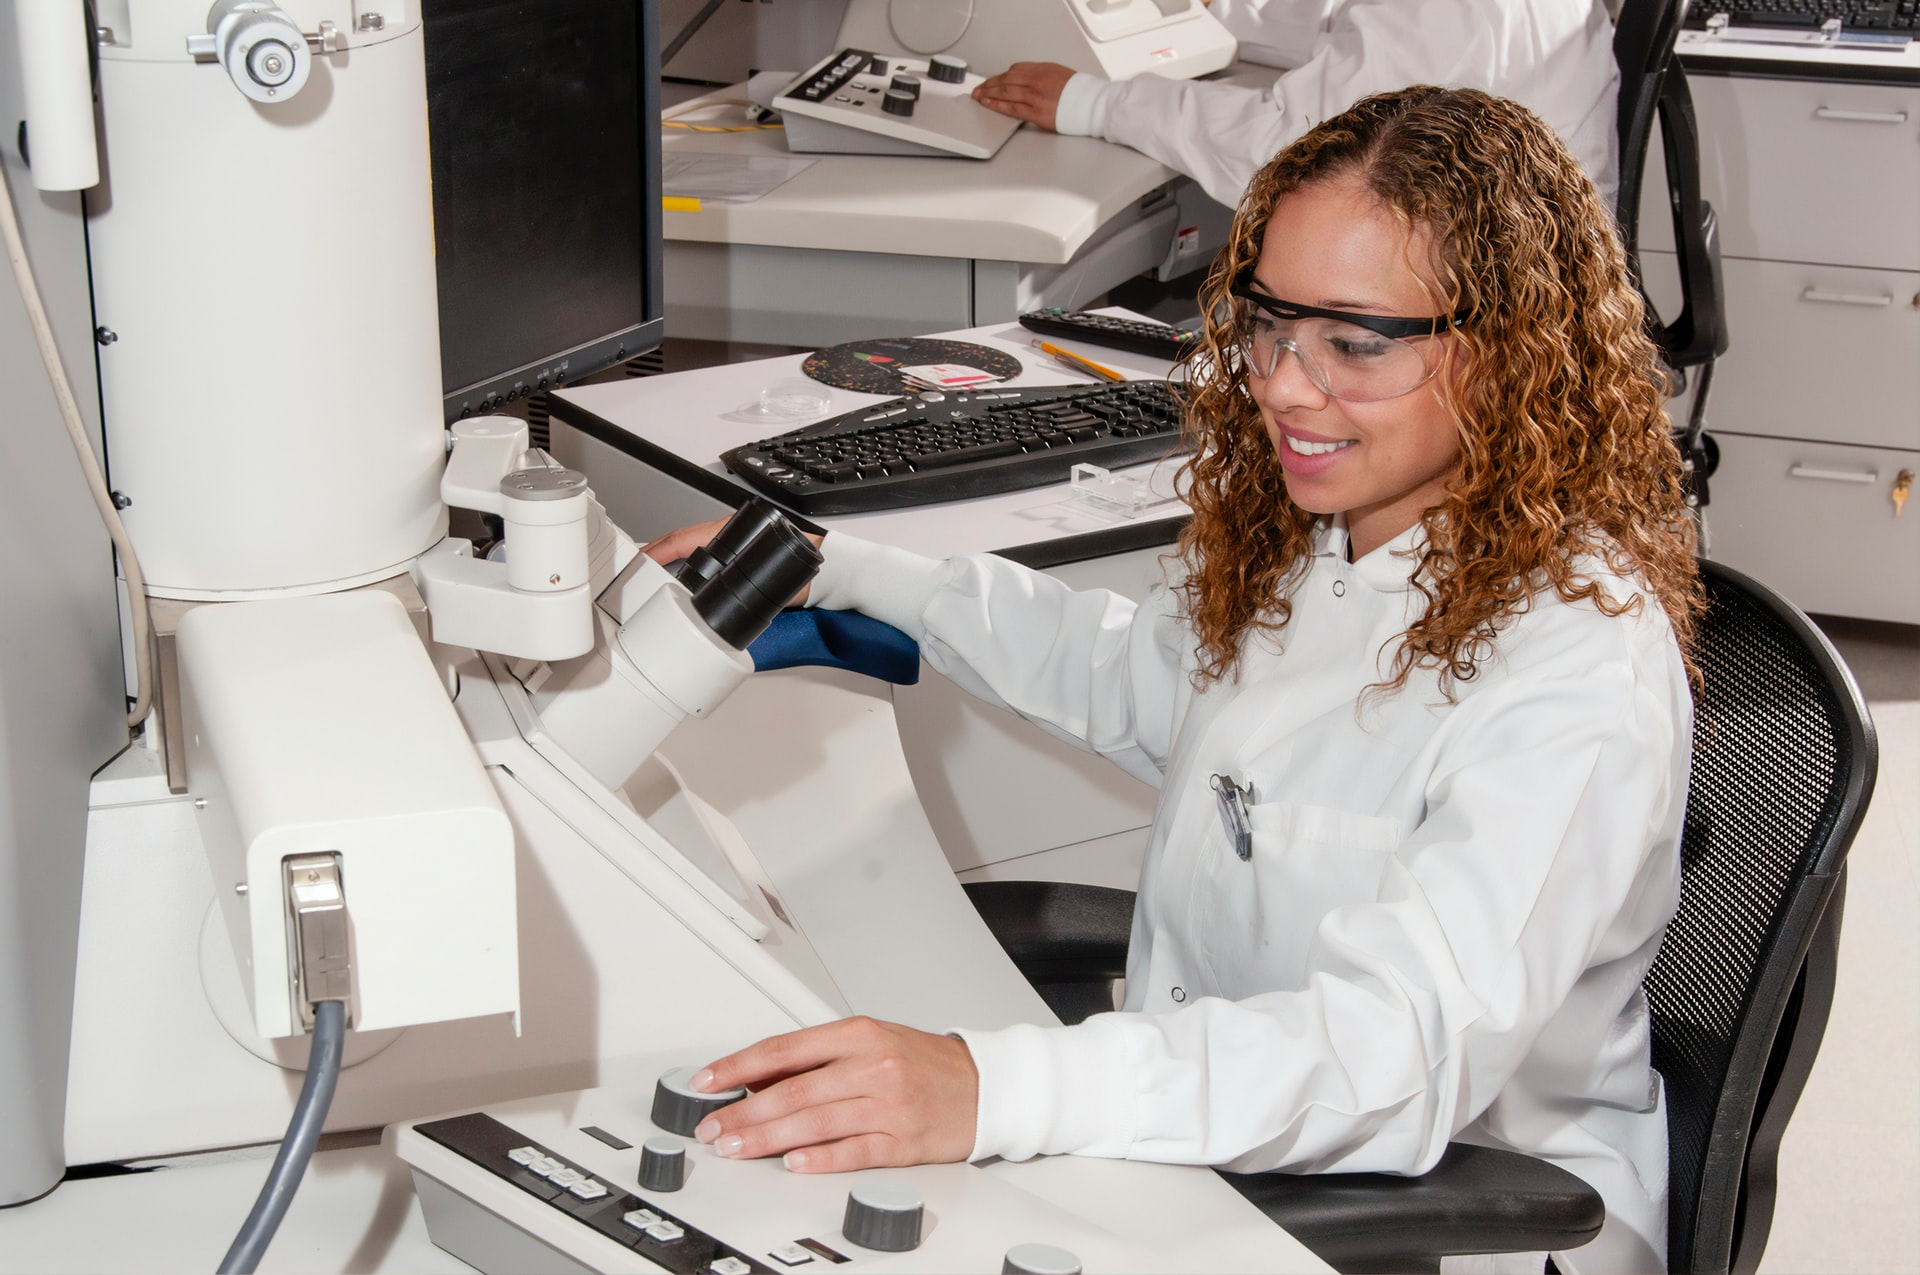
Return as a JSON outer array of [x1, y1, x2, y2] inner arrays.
[[691, 515, 823, 649], [675, 496, 786, 590]]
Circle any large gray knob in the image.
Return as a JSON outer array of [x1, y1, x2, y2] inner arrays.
[[927, 54, 968, 83], [639, 1136, 687, 1192], [1004, 1242, 1083, 1274], [650, 1066, 747, 1137], [842, 1180, 924, 1252]]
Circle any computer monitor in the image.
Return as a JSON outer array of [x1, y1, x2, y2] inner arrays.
[[422, 0, 664, 422]]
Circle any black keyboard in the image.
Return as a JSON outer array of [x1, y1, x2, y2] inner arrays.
[[720, 380, 1185, 515], [1019, 309, 1200, 362], [1683, 0, 1916, 30]]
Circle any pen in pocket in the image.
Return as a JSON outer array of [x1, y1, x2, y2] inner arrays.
[[1211, 773, 1254, 861]]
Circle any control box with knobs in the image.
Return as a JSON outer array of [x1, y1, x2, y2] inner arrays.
[[772, 48, 1021, 160], [386, 1072, 1301, 1271]]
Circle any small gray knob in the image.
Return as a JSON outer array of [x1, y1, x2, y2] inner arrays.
[[639, 1136, 687, 1192], [889, 74, 921, 99], [1004, 1242, 1083, 1274], [927, 54, 967, 83], [843, 1180, 924, 1252], [882, 89, 916, 117], [650, 1066, 747, 1137]]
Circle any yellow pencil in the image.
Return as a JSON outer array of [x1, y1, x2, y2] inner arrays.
[[662, 195, 702, 213], [1037, 340, 1125, 382]]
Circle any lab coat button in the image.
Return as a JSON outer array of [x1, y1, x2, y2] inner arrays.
[[1171, 986, 1186, 1002], [1332, 579, 1346, 597]]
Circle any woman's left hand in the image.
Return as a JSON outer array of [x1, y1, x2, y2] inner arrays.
[[687, 1017, 979, 1172]]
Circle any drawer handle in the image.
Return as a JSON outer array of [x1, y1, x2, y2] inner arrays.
[[1813, 107, 1910, 124], [1801, 288, 1894, 307], [1789, 464, 1879, 484]]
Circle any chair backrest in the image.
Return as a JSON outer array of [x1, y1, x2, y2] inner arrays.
[[1645, 560, 1878, 1274], [1613, 0, 1687, 248], [1611, 0, 1729, 373]]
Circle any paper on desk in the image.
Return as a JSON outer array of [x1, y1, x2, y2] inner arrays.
[[661, 154, 816, 204]]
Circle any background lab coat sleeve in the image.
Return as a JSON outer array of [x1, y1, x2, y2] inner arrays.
[[1092, 0, 1619, 208], [955, 653, 1685, 1172], [807, 533, 1186, 786]]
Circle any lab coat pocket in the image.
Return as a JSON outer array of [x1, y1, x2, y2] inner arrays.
[[1198, 801, 1401, 1000]]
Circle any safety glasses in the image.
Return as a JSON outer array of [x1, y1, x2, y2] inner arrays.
[[1227, 274, 1472, 403]]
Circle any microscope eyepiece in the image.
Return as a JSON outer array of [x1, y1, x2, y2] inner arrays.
[[674, 495, 786, 591], [689, 505, 822, 649]]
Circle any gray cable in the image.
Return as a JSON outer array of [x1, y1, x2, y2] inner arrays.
[[217, 1000, 347, 1274], [662, 0, 730, 67]]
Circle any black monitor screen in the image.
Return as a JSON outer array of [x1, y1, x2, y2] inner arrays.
[[422, 0, 662, 420]]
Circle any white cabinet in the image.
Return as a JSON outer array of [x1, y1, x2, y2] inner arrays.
[[1639, 70, 1920, 624]]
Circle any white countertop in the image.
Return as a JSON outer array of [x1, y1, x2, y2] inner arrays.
[[552, 313, 1193, 560], [661, 90, 1182, 265]]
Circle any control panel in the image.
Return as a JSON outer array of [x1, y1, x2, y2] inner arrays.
[[773, 48, 1021, 160], [387, 1072, 1291, 1272]]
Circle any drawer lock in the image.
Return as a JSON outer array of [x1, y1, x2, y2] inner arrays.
[[1895, 469, 1913, 519]]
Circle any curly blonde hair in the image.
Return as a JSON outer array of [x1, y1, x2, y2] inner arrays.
[[1176, 86, 1702, 695]]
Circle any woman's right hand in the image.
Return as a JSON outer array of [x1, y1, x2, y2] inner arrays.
[[642, 518, 825, 608]]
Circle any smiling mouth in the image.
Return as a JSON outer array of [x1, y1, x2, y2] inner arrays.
[[1283, 434, 1356, 457]]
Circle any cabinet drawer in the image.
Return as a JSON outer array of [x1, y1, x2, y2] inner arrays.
[[1638, 250, 1920, 452], [1704, 432, 1918, 625], [1638, 74, 1920, 272]]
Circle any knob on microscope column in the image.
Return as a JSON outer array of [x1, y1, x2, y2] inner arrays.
[[842, 1180, 925, 1251], [882, 89, 917, 117], [927, 54, 968, 83], [650, 1066, 748, 1137], [639, 1136, 688, 1192]]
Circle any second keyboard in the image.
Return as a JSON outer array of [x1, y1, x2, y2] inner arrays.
[[720, 380, 1186, 515]]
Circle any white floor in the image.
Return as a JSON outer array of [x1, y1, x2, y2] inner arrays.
[[1755, 623, 1920, 1275]]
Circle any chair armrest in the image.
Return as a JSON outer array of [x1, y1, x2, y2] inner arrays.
[[1218, 1143, 1606, 1275], [961, 880, 1133, 982]]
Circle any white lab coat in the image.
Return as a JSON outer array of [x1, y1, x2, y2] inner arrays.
[[807, 518, 1689, 1274], [1052, 0, 1621, 208]]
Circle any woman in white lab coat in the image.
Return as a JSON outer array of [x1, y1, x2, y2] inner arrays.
[[649, 87, 1703, 1273], [972, 0, 1621, 206]]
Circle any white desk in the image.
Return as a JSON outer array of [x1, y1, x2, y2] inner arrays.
[[550, 313, 1190, 561], [660, 90, 1228, 345], [548, 314, 1185, 894]]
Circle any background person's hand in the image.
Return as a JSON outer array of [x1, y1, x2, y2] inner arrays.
[[642, 518, 824, 607], [972, 62, 1076, 132], [688, 1017, 979, 1172]]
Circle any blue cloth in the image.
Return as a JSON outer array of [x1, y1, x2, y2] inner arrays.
[[747, 609, 921, 685]]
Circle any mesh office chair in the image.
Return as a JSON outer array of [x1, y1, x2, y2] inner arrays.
[[965, 558, 1878, 1272]]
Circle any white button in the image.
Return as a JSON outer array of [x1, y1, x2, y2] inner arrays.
[[646, 1221, 686, 1242], [769, 1242, 816, 1265], [712, 1260, 752, 1275], [507, 1146, 540, 1166], [623, 1209, 663, 1231], [529, 1156, 565, 1178], [1171, 986, 1187, 1002], [548, 1168, 585, 1189], [569, 1179, 608, 1200], [1332, 579, 1346, 597]]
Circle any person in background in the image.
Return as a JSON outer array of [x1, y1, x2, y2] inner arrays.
[[648, 87, 1700, 1272], [972, 0, 1621, 208]]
